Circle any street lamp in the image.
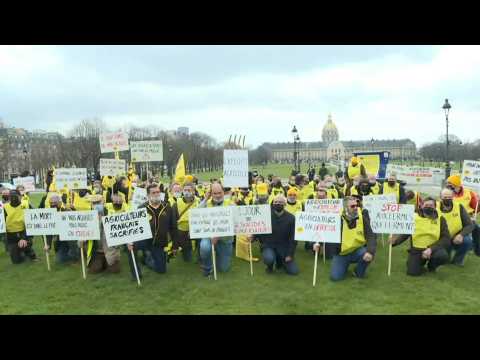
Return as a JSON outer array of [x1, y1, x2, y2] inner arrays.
[[292, 126, 298, 174], [370, 138, 375, 152], [23, 146, 28, 174], [443, 98, 452, 180]]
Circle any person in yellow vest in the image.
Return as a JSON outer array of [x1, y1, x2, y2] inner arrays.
[[367, 174, 381, 195], [437, 188, 474, 266], [382, 173, 406, 204], [346, 157, 366, 185], [324, 175, 341, 199], [299, 175, 314, 202], [3, 190, 38, 264], [314, 196, 376, 281], [285, 188, 303, 215], [102, 175, 116, 191], [196, 182, 206, 200], [44, 194, 79, 264], [446, 175, 479, 217], [270, 177, 286, 197], [198, 182, 236, 277], [87, 194, 123, 274], [233, 185, 260, 263], [15, 185, 30, 208], [171, 182, 200, 262], [406, 190, 422, 212], [169, 182, 183, 207], [335, 176, 347, 197], [236, 187, 254, 206], [70, 188, 93, 211], [389, 197, 450, 276], [348, 176, 374, 202], [253, 183, 272, 205]]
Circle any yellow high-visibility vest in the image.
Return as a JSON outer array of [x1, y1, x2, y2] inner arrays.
[[412, 214, 441, 249], [340, 210, 366, 256]]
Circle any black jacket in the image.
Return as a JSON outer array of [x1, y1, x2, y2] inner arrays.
[[139, 201, 177, 248], [254, 209, 297, 257]]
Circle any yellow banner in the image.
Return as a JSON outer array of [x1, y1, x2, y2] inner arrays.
[[358, 154, 380, 176]]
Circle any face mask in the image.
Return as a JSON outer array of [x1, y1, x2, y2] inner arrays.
[[113, 203, 123, 210], [183, 192, 193, 199], [150, 195, 162, 204], [257, 196, 268, 204], [287, 197, 296, 204], [213, 198, 224, 205], [423, 207, 435, 217], [338, 180, 345, 186], [10, 197, 20, 207], [273, 204, 284, 213], [442, 199, 453, 208], [2, 196, 9, 202], [353, 181, 359, 186], [388, 181, 396, 187], [241, 192, 249, 197], [274, 182, 281, 188], [325, 182, 333, 188], [79, 190, 88, 197], [446, 185, 455, 191], [360, 184, 370, 193], [94, 204, 104, 214], [173, 192, 182, 199]]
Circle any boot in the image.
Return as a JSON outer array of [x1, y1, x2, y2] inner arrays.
[[88, 253, 106, 274], [105, 261, 121, 274]]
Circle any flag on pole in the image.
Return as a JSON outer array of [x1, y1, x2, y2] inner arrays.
[[174, 154, 186, 184]]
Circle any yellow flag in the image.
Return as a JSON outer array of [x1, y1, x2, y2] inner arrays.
[[174, 154, 186, 184]]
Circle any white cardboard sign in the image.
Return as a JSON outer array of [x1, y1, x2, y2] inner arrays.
[[131, 187, 148, 210], [55, 168, 88, 189], [24, 208, 59, 236], [57, 211, 100, 241], [100, 158, 126, 177], [362, 194, 397, 211], [233, 205, 272, 235], [304, 199, 343, 213], [386, 164, 445, 186], [295, 211, 341, 243], [99, 131, 129, 153], [130, 141, 163, 162], [102, 208, 152, 247], [223, 150, 249, 188], [368, 203, 415, 235], [461, 160, 480, 193], [13, 176, 35, 192], [189, 207, 235, 239]]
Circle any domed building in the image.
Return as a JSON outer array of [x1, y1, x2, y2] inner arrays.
[[262, 113, 417, 163]]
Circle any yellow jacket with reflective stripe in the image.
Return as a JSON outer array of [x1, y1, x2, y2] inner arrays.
[[73, 193, 92, 211], [453, 189, 475, 215], [412, 214, 441, 249], [436, 202, 463, 239], [4, 203, 28, 233], [340, 210, 366, 255], [176, 197, 199, 232]]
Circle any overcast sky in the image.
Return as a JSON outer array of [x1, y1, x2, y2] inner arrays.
[[0, 45, 478, 148]]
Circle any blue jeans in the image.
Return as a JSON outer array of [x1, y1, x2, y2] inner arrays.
[[262, 247, 299, 275], [128, 239, 167, 279], [331, 246, 371, 281], [448, 234, 473, 265], [200, 238, 233, 275], [55, 241, 79, 264]]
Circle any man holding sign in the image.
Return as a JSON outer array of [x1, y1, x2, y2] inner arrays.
[[250, 195, 299, 275], [389, 198, 450, 276], [314, 196, 376, 281]]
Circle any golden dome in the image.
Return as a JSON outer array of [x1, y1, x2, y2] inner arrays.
[[322, 113, 339, 144]]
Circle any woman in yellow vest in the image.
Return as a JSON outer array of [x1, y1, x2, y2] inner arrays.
[[3, 190, 38, 264], [437, 188, 474, 266], [390, 197, 450, 276], [171, 183, 200, 262], [314, 196, 376, 281]]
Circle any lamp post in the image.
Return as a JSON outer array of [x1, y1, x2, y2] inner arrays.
[[443, 99, 452, 180], [23, 146, 28, 174], [292, 126, 298, 174], [370, 138, 375, 152]]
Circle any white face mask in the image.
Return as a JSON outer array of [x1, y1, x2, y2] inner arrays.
[[173, 192, 182, 199]]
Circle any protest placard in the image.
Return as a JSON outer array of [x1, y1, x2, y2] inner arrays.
[[304, 199, 343, 213], [369, 203, 415, 235], [24, 208, 58, 236], [223, 150, 249, 188], [0, 203, 5, 234], [99, 131, 129, 153], [100, 158, 126, 177], [233, 205, 272, 235], [13, 176, 35, 192], [189, 207, 235, 239], [294, 212, 341, 243], [57, 211, 100, 241], [102, 208, 152, 247], [131, 187, 148, 209], [55, 168, 87, 189], [386, 164, 445, 186], [461, 160, 480, 193], [130, 141, 163, 162], [362, 194, 397, 212]]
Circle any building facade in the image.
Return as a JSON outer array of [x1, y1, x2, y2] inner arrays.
[[264, 114, 417, 163]]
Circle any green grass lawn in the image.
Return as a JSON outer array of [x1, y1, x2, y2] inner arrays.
[[1, 192, 480, 314]]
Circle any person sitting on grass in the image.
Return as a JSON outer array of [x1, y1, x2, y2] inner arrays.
[[389, 197, 450, 276], [314, 196, 376, 282]]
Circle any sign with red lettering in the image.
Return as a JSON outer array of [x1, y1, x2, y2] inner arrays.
[[369, 203, 415, 234], [99, 131, 129, 153], [233, 205, 272, 235], [295, 212, 341, 243], [57, 211, 101, 241]]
